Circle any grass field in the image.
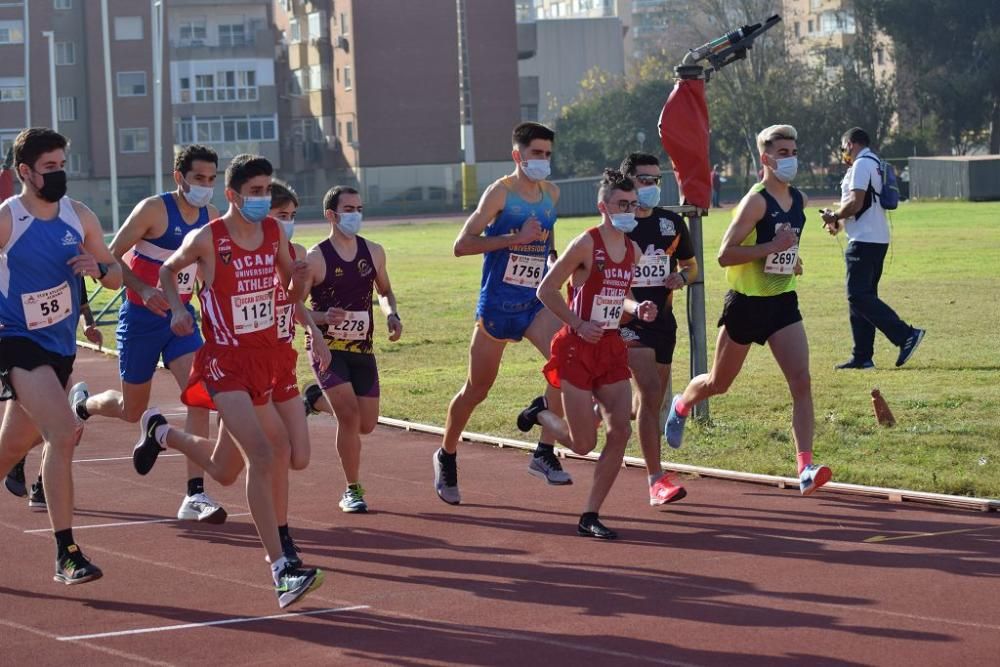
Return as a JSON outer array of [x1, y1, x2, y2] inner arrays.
[[84, 201, 1000, 498]]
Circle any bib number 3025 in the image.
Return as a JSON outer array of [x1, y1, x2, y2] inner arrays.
[[22, 281, 72, 330], [503, 253, 545, 288], [231, 288, 275, 335], [632, 253, 670, 287]]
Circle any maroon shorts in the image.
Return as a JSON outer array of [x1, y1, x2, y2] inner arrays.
[[542, 327, 631, 391], [271, 344, 300, 403], [182, 344, 290, 409]]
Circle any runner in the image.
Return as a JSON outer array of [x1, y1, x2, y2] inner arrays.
[[300, 186, 402, 513], [131, 154, 323, 608], [619, 152, 698, 506], [437, 121, 570, 505], [0, 127, 123, 583], [71, 145, 226, 524], [518, 169, 656, 539], [663, 124, 832, 496]]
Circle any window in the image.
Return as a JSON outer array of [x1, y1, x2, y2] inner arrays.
[[876, 48, 885, 66], [114, 16, 143, 41], [794, 22, 800, 38], [343, 65, 352, 90], [185, 69, 258, 102], [66, 153, 83, 175], [179, 19, 207, 45], [176, 115, 277, 144], [289, 18, 301, 43], [0, 78, 25, 102], [55, 42, 75, 65], [120, 128, 149, 154], [346, 121, 354, 144], [218, 23, 247, 47], [55, 0, 72, 9], [57, 96, 76, 121], [308, 12, 326, 39], [117, 71, 147, 97], [340, 12, 348, 35], [807, 19, 813, 33], [309, 64, 323, 91], [291, 69, 308, 95], [810, 0, 822, 8], [0, 20, 24, 44], [195, 74, 215, 102]]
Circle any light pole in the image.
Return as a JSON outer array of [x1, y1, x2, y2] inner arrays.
[[456, 0, 476, 209], [637, 129, 646, 151], [22, 0, 29, 126], [42, 30, 56, 131], [100, 0, 120, 231], [151, 0, 164, 192]]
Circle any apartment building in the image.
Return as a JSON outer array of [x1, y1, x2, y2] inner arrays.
[[783, 0, 894, 81]]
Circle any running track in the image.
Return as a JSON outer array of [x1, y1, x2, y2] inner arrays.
[[1, 349, 998, 666]]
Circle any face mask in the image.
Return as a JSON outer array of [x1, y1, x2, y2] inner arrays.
[[773, 156, 798, 183], [521, 159, 550, 182], [610, 212, 637, 233], [280, 218, 295, 240], [337, 211, 363, 236], [182, 182, 214, 208], [636, 185, 660, 208], [33, 169, 68, 203], [841, 150, 853, 165], [238, 195, 271, 223]]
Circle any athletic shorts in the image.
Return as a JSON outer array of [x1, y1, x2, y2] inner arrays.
[[312, 350, 380, 398], [182, 343, 287, 408], [0, 337, 75, 401], [272, 344, 301, 403], [476, 300, 545, 342], [117, 300, 203, 384], [542, 327, 631, 391], [620, 309, 678, 365], [718, 290, 802, 346]]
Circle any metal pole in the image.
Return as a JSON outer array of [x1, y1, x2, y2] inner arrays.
[[23, 0, 30, 126], [100, 0, 120, 231], [41, 31, 57, 131], [152, 0, 163, 192], [456, 0, 477, 209], [686, 213, 709, 419]]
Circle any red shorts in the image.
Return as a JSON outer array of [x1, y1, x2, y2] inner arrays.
[[181, 343, 292, 409], [543, 326, 631, 391], [271, 344, 300, 403]]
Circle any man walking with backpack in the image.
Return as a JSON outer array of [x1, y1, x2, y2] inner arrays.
[[821, 127, 924, 370]]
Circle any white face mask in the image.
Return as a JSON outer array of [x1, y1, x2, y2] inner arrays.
[[610, 212, 638, 233], [521, 159, 551, 182], [182, 182, 214, 208], [773, 156, 798, 183]]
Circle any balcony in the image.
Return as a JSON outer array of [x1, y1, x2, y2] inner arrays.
[[169, 28, 276, 60]]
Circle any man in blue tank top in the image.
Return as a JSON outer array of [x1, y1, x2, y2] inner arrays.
[[434, 122, 571, 504], [71, 145, 227, 523], [0, 127, 122, 584]]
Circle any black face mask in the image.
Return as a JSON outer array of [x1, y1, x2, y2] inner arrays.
[[33, 169, 68, 203]]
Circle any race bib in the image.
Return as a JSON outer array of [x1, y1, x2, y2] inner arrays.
[[21, 282, 72, 330], [276, 303, 294, 339], [591, 293, 624, 330], [328, 310, 370, 341], [632, 253, 670, 288], [175, 264, 197, 296], [764, 246, 798, 275], [503, 253, 545, 288], [231, 288, 275, 335]]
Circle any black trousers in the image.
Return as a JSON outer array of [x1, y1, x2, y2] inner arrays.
[[845, 241, 912, 362]]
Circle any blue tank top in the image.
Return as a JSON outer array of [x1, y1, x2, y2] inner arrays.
[[0, 196, 85, 356], [477, 180, 556, 315]]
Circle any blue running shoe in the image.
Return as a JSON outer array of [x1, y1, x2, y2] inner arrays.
[[799, 463, 832, 496], [664, 395, 687, 449]]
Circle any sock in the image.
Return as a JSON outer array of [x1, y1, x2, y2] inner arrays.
[[270, 555, 290, 584], [35, 474, 42, 485], [580, 511, 598, 524], [187, 477, 205, 497], [348, 482, 361, 491], [54, 528, 75, 557], [648, 473, 663, 486], [439, 448, 456, 461], [75, 402, 91, 421], [674, 398, 691, 417], [278, 524, 290, 540], [534, 442, 554, 457], [154, 424, 169, 447], [796, 451, 812, 474]]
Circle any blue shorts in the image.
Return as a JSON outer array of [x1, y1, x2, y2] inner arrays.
[[116, 300, 203, 384], [476, 300, 545, 342]]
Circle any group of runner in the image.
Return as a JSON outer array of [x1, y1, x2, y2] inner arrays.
[[1, 120, 845, 607]]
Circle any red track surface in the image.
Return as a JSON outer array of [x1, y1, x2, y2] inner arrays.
[[1, 349, 999, 666]]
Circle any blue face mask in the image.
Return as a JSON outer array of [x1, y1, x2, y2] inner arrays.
[[773, 156, 798, 183], [337, 211, 363, 236], [280, 218, 295, 240], [637, 185, 661, 208], [610, 212, 638, 233], [239, 195, 271, 223], [521, 159, 551, 182]]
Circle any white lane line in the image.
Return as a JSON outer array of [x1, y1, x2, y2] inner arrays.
[[57, 605, 370, 641], [74, 453, 183, 463], [24, 512, 251, 533]]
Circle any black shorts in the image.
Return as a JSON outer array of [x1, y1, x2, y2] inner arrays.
[[313, 350, 380, 398], [718, 290, 802, 346], [620, 310, 678, 364], [0, 337, 75, 401]]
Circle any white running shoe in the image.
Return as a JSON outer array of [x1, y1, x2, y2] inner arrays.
[[177, 492, 228, 524]]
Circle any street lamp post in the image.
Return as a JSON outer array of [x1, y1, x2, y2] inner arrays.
[[42, 30, 56, 131], [637, 129, 646, 151]]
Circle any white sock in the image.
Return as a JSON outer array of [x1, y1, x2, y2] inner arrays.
[[153, 424, 169, 447], [270, 555, 289, 584]]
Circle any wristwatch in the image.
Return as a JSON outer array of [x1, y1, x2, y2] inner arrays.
[[388, 313, 401, 324]]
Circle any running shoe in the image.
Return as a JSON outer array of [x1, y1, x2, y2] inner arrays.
[[275, 565, 323, 609], [4, 456, 27, 498], [835, 358, 875, 370], [282, 533, 303, 569], [799, 463, 833, 496], [338, 484, 369, 513], [528, 449, 572, 485], [68, 381, 89, 445], [896, 328, 925, 367], [54, 544, 103, 585], [303, 382, 323, 416], [649, 473, 687, 506], [28, 479, 46, 511], [433, 448, 461, 505], [663, 395, 687, 449], [133, 409, 167, 475], [577, 513, 617, 540], [517, 395, 547, 432], [177, 492, 228, 524]]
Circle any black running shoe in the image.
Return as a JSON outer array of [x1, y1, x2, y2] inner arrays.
[[54, 544, 103, 585], [4, 456, 27, 498], [281, 533, 303, 569], [896, 328, 925, 367], [303, 382, 323, 416], [28, 479, 46, 511], [433, 448, 461, 505], [517, 395, 548, 432], [133, 409, 167, 475], [577, 514, 618, 540], [835, 358, 875, 370], [275, 565, 323, 609]]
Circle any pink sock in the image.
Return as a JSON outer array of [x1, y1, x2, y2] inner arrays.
[[796, 451, 812, 474], [675, 398, 690, 417]]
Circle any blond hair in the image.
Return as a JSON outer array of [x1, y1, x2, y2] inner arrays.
[[756, 124, 798, 154]]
